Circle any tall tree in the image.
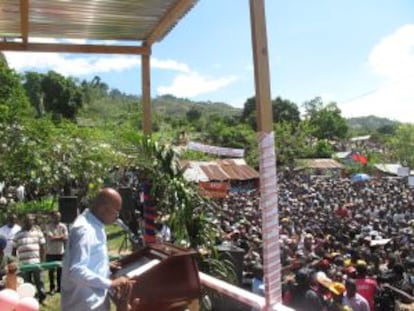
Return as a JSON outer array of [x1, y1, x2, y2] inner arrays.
[[0, 52, 8, 68], [41, 71, 83, 120], [303, 97, 348, 140], [0, 61, 30, 121], [23, 72, 45, 117], [241, 96, 301, 129], [272, 96, 301, 124]]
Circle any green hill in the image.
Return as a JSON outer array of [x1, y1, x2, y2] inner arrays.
[[347, 115, 400, 130]]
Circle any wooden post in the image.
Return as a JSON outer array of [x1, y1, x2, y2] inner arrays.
[[249, 0, 282, 310], [141, 43, 152, 136]]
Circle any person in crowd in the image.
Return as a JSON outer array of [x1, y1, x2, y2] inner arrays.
[[15, 182, 26, 202], [343, 278, 369, 311], [0, 235, 11, 279], [155, 221, 172, 243], [44, 211, 68, 294], [354, 261, 378, 311], [0, 213, 22, 256], [60, 188, 134, 311], [12, 214, 47, 304], [285, 268, 325, 311]]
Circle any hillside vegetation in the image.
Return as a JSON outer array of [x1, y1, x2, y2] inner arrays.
[[1, 55, 414, 196]]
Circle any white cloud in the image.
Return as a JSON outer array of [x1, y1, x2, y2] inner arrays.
[[340, 24, 414, 123], [369, 25, 414, 79], [4, 52, 140, 76], [4, 51, 191, 76], [151, 58, 190, 73], [157, 71, 239, 98]]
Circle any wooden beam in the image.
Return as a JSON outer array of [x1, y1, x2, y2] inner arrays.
[[0, 42, 150, 55], [20, 0, 29, 44], [249, 0, 273, 132], [146, 0, 195, 45], [249, 1, 282, 310], [141, 45, 152, 135]]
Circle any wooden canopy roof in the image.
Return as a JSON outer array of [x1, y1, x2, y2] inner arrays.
[[0, 0, 197, 54]]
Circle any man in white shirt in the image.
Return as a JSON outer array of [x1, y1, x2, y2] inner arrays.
[[0, 213, 21, 256], [16, 183, 25, 202]]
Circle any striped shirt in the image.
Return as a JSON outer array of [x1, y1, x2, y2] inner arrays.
[[13, 227, 46, 265]]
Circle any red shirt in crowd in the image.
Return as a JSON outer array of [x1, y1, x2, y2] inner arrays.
[[355, 277, 377, 311]]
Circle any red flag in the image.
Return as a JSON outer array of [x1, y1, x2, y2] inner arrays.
[[351, 153, 368, 165]]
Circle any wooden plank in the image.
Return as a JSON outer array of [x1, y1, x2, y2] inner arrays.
[[249, 0, 273, 132], [249, 1, 282, 310], [20, 0, 29, 44], [146, 0, 195, 45], [0, 42, 149, 55], [141, 46, 152, 135]]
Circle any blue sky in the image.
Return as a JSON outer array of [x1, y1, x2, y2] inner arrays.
[[5, 0, 414, 122]]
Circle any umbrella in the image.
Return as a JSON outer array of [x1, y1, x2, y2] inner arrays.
[[351, 173, 371, 183]]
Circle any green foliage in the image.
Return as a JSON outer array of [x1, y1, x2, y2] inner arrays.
[[311, 139, 334, 158], [0, 117, 129, 197], [388, 124, 414, 168], [0, 62, 30, 121], [241, 96, 301, 129], [186, 107, 202, 123], [0, 52, 7, 68], [303, 97, 348, 140], [273, 122, 313, 166], [347, 115, 399, 132], [129, 137, 221, 249], [41, 71, 83, 120], [272, 96, 301, 124], [23, 72, 45, 117]]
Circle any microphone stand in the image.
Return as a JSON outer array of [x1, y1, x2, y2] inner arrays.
[[115, 219, 143, 253]]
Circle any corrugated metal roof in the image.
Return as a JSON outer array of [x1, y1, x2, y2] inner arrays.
[[218, 159, 260, 180], [295, 158, 345, 170], [201, 164, 229, 181], [0, 0, 198, 52], [182, 159, 259, 182], [374, 163, 402, 176], [182, 161, 209, 182]]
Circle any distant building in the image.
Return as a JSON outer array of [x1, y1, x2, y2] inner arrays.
[[181, 159, 259, 197]]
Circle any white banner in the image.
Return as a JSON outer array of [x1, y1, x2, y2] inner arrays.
[[398, 167, 410, 177], [187, 141, 244, 158], [409, 176, 414, 187]]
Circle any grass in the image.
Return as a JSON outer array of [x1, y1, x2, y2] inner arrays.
[[40, 225, 126, 311]]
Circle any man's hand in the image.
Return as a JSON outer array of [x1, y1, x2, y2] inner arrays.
[[110, 260, 122, 273], [111, 276, 130, 289], [110, 276, 136, 311]]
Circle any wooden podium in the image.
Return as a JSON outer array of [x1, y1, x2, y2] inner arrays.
[[112, 243, 201, 311]]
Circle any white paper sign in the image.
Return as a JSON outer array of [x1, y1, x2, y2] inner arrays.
[[398, 167, 410, 177]]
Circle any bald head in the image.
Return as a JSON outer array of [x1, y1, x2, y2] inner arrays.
[[91, 188, 122, 225]]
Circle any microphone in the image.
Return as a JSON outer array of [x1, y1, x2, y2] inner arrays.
[[114, 218, 132, 234], [114, 218, 141, 245]]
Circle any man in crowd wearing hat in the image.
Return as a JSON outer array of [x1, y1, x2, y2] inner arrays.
[[327, 281, 353, 311]]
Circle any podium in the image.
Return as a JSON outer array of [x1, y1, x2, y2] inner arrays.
[[112, 243, 201, 311]]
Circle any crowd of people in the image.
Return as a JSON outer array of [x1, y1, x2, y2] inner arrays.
[[0, 211, 68, 305], [212, 173, 414, 310], [1, 170, 414, 310]]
